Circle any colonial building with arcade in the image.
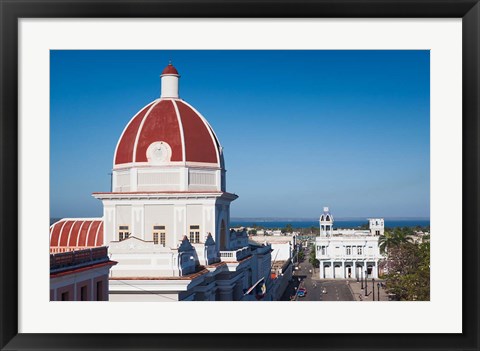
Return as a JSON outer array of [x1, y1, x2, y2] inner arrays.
[[315, 207, 384, 279], [50, 63, 273, 301]]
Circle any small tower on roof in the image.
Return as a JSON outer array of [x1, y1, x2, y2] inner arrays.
[[160, 61, 180, 98], [319, 207, 334, 237], [368, 218, 384, 236]]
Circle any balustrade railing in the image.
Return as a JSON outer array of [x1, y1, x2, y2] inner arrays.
[[317, 254, 378, 260], [50, 247, 109, 270], [219, 247, 251, 261]]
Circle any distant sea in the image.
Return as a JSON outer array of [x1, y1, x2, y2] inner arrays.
[[50, 218, 430, 229], [230, 219, 430, 229]]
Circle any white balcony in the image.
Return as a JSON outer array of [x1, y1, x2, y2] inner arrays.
[[219, 247, 251, 262]]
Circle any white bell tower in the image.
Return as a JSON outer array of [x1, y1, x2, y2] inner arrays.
[[369, 218, 385, 236], [319, 207, 334, 237]]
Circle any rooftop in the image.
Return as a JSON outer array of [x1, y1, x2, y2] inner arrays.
[[50, 247, 116, 277]]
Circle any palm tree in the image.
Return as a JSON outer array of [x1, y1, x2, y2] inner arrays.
[[392, 230, 413, 246], [379, 231, 393, 254], [379, 230, 413, 254], [309, 248, 319, 270]]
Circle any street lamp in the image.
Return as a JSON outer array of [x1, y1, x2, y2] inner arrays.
[[360, 269, 364, 289], [372, 278, 375, 301], [377, 282, 381, 301], [356, 265, 359, 282], [364, 270, 368, 296]]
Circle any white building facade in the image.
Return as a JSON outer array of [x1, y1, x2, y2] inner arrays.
[[249, 234, 295, 300], [316, 207, 384, 279], [50, 63, 273, 301]]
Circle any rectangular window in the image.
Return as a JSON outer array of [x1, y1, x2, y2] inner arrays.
[[80, 286, 88, 301], [61, 291, 69, 301], [118, 225, 129, 241], [153, 226, 166, 247], [321, 246, 326, 255], [96, 281, 103, 301], [357, 247, 363, 255], [346, 246, 351, 255], [189, 225, 200, 243]]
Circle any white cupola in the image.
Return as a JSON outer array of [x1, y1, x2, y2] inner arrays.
[[319, 206, 334, 237], [160, 61, 180, 98]]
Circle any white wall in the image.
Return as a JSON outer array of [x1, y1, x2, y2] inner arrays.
[[144, 205, 175, 245], [270, 243, 291, 261], [113, 167, 221, 192]]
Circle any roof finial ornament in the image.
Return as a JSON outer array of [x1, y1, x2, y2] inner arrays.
[[168, 58, 172, 66]]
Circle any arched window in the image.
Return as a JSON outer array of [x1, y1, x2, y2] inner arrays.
[[326, 215, 330, 221], [220, 220, 226, 250]]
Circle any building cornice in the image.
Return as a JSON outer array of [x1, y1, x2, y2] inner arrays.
[[92, 191, 238, 201]]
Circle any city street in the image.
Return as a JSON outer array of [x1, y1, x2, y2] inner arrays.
[[281, 247, 389, 301], [281, 249, 352, 301]]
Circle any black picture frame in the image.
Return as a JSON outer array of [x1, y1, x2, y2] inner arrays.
[[1, 1, 478, 350]]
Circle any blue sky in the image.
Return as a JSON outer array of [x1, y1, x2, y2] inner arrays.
[[50, 50, 430, 219]]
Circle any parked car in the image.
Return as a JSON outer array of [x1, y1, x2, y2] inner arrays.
[[298, 287, 307, 297]]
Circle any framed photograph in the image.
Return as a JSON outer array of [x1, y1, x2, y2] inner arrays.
[[1, 1, 479, 350]]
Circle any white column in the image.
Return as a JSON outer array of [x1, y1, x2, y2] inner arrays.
[[132, 205, 144, 239], [130, 168, 138, 191], [182, 168, 189, 191], [112, 171, 117, 191], [320, 261, 324, 279]]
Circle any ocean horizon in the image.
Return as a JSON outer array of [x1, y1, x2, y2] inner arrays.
[[50, 217, 430, 229]]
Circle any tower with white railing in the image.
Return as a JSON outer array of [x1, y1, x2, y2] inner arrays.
[[319, 207, 334, 237]]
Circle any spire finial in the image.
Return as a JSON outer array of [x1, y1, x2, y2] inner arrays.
[[168, 58, 172, 65]]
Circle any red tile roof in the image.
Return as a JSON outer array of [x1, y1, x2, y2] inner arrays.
[[50, 219, 103, 251], [113, 99, 221, 167], [161, 63, 179, 75]]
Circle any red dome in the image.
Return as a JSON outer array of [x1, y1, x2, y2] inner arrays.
[[162, 63, 179, 75], [114, 99, 222, 167], [50, 219, 104, 251]]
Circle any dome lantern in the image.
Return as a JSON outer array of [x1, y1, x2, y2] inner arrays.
[[160, 62, 180, 98]]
